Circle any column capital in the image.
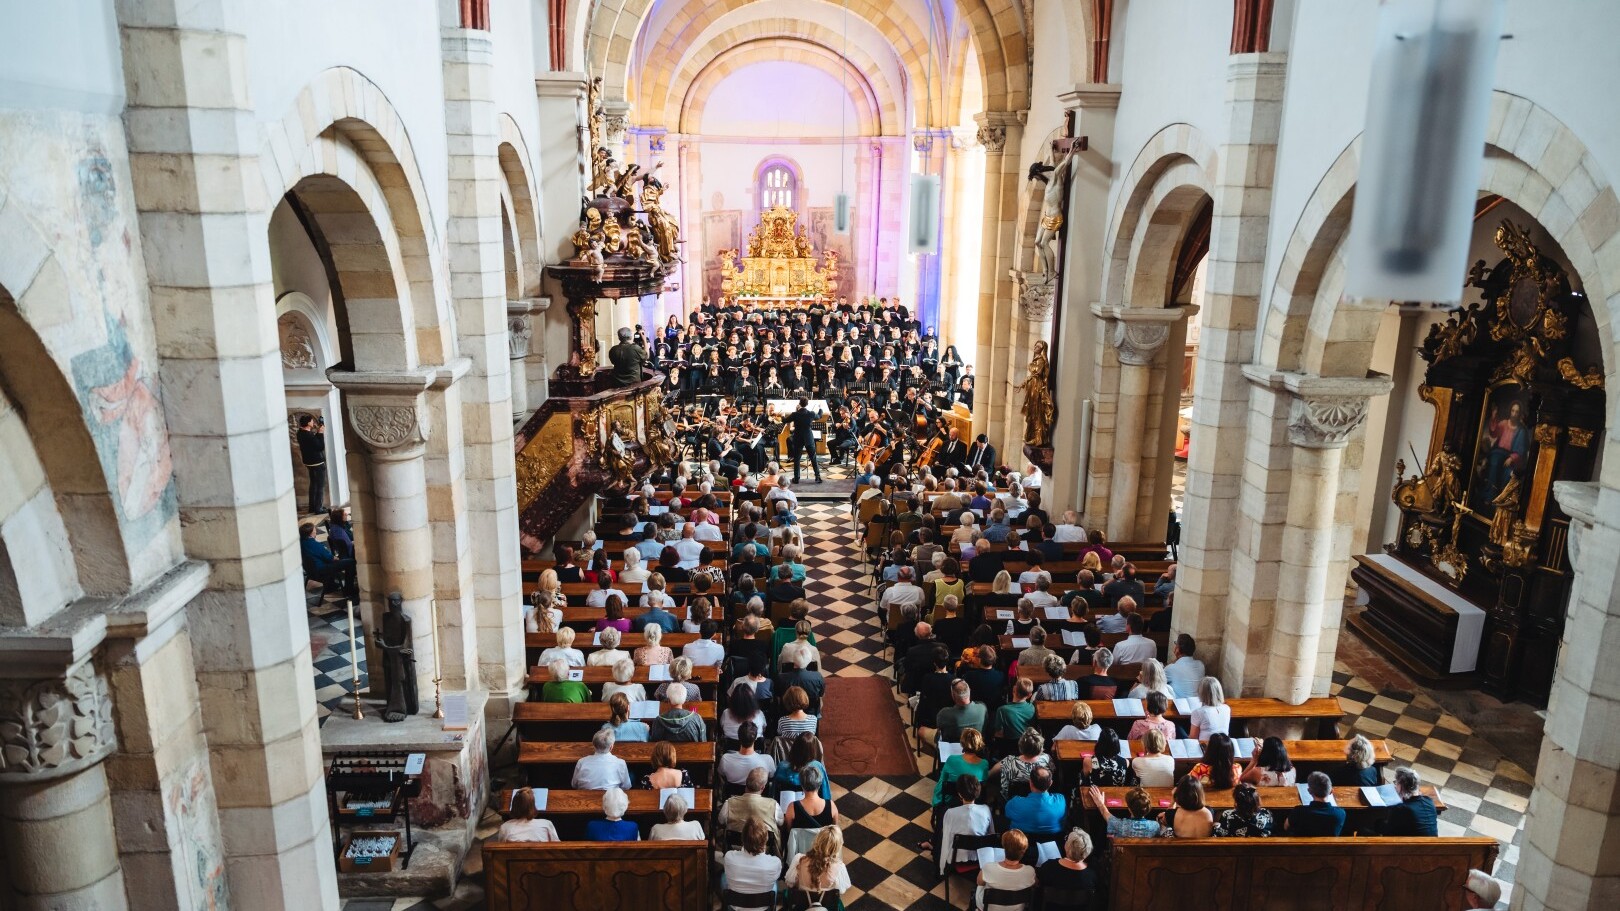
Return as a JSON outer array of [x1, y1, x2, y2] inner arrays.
[[328, 368, 436, 459], [1057, 83, 1123, 112], [972, 110, 1027, 153], [1091, 304, 1198, 366], [1243, 367, 1394, 449], [0, 646, 116, 783]]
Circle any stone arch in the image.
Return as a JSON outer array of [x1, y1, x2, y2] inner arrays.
[[498, 116, 544, 299], [678, 40, 886, 136], [662, 28, 902, 135], [1263, 92, 1620, 392], [0, 286, 134, 604], [261, 67, 452, 366], [1101, 124, 1220, 308]]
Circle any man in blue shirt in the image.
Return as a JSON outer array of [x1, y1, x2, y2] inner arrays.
[[641, 602, 680, 633], [1285, 772, 1346, 836], [1163, 634, 1207, 699], [1003, 767, 1066, 836], [1382, 767, 1439, 836], [299, 523, 356, 600], [634, 528, 664, 563], [981, 509, 1013, 544]]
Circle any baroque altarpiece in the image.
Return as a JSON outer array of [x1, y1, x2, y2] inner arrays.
[[1354, 222, 1604, 702]]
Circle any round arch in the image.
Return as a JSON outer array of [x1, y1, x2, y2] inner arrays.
[[1100, 124, 1221, 309], [678, 41, 887, 136], [498, 115, 544, 300]]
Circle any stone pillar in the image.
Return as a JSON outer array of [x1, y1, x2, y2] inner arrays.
[[1512, 482, 1620, 910], [508, 299, 536, 419], [115, 3, 338, 906], [329, 373, 440, 705], [675, 136, 702, 311], [938, 127, 980, 343], [971, 110, 1028, 446], [874, 136, 909, 299], [0, 647, 126, 910], [524, 297, 552, 407], [853, 143, 878, 298], [1049, 85, 1123, 520], [1241, 370, 1390, 703], [1094, 304, 1196, 541], [912, 129, 951, 332], [444, 28, 523, 717], [1173, 53, 1287, 678]]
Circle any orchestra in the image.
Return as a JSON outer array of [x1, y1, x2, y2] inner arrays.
[[648, 297, 977, 480]]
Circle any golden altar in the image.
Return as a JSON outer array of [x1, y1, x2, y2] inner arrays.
[[719, 206, 839, 306]]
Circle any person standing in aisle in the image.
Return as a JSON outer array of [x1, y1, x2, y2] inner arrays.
[[297, 414, 326, 515]]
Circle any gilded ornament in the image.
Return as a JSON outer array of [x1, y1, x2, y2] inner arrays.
[[514, 412, 573, 512], [1568, 427, 1595, 448], [1556, 358, 1604, 390], [1019, 340, 1056, 447]]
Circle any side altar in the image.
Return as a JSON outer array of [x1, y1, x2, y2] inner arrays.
[[718, 205, 839, 307], [1348, 221, 1604, 703]]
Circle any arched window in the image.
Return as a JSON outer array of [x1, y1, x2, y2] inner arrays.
[[759, 163, 797, 214]]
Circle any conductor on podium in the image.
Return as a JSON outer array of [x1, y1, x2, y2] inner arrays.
[[788, 398, 822, 485]]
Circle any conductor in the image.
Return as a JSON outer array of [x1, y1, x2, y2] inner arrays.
[[787, 398, 822, 485]]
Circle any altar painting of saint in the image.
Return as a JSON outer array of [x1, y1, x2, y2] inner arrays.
[[1470, 385, 1531, 515]]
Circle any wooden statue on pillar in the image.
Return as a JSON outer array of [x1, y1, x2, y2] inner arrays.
[[1352, 220, 1603, 702]]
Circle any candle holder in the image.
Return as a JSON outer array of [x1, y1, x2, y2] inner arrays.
[[433, 675, 445, 720], [346, 599, 364, 720]]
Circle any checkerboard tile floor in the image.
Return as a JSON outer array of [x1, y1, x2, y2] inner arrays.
[[310, 601, 369, 727]]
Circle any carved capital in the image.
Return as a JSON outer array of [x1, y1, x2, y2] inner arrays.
[[0, 659, 116, 782], [1113, 322, 1171, 366], [1286, 394, 1371, 449], [975, 125, 1007, 153], [1015, 271, 1057, 322], [507, 314, 533, 359], [350, 403, 427, 457]]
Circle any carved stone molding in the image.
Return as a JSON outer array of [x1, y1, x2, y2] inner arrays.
[[976, 125, 1007, 153], [1015, 271, 1057, 322], [0, 659, 116, 782], [508, 314, 533, 359], [277, 313, 317, 370], [350, 404, 426, 456], [949, 127, 978, 151], [1287, 394, 1372, 449], [1113, 321, 1171, 366]]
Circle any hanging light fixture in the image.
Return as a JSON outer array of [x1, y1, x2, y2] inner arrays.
[[835, 0, 852, 233], [909, 0, 942, 255]]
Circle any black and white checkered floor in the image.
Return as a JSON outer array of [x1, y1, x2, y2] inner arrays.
[[338, 492, 1524, 909], [312, 603, 368, 726]]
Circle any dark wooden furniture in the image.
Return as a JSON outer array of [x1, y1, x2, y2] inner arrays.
[[1108, 837, 1499, 911], [1034, 697, 1344, 737], [1082, 783, 1440, 813], [484, 840, 709, 911], [518, 741, 715, 788], [514, 701, 718, 740]]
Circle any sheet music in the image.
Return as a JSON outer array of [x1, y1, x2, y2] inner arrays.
[[1111, 698, 1146, 717], [659, 787, 696, 809], [1233, 737, 1257, 756], [1173, 697, 1202, 715], [777, 790, 804, 812], [648, 665, 672, 681], [1298, 783, 1337, 805], [995, 610, 1015, 620], [530, 788, 549, 812], [937, 741, 964, 761], [630, 700, 662, 719], [1010, 637, 1032, 649], [1061, 630, 1088, 648], [1043, 605, 1068, 621], [566, 669, 584, 681], [1169, 739, 1203, 760], [976, 847, 1006, 868], [1035, 841, 1061, 865]]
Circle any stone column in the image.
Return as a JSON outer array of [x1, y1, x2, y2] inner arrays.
[[675, 136, 702, 311], [1094, 304, 1196, 540], [853, 143, 878, 297], [911, 129, 951, 332], [1243, 370, 1390, 704], [0, 646, 126, 910], [115, 3, 338, 906], [444, 28, 523, 715], [508, 299, 536, 420], [1173, 53, 1287, 678], [524, 297, 552, 407], [329, 373, 440, 706], [971, 110, 1028, 446], [1512, 482, 1620, 910], [937, 127, 980, 343], [1049, 85, 1123, 519]]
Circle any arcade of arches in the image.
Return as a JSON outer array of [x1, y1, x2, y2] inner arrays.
[[1, 2, 1618, 910]]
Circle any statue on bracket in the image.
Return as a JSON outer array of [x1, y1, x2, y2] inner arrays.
[[1019, 340, 1056, 447], [374, 592, 419, 722]]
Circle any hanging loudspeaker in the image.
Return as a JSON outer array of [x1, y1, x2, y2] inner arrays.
[[835, 193, 852, 234], [1344, 0, 1505, 303], [909, 174, 941, 254]]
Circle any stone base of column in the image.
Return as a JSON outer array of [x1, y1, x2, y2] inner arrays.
[[319, 690, 489, 900]]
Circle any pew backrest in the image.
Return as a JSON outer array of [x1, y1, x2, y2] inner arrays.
[[484, 840, 708, 911]]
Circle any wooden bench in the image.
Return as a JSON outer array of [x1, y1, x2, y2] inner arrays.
[[515, 701, 718, 740], [1035, 697, 1344, 738], [1108, 836, 1498, 911], [1053, 739, 1392, 783], [519, 741, 716, 788], [526, 632, 698, 656], [1082, 784, 1443, 815], [1000, 632, 1169, 662], [491, 788, 714, 841], [484, 840, 708, 911], [525, 665, 720, 693]]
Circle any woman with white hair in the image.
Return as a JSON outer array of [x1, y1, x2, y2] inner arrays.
[[777, 542, 808, 582], [1126, 659, 1176, 702], [1035, 827, 1099, 899], [950, 512, 978, 547], [1188, 676, 1232, 742], [535, 626, 584, 668], [1330, 734, 1382, 787], [586, 627, 630, 667], [584, 788, 639, 841], [634, 624, 673, 666], [777, 621, 821, 673], [654, 657, 695, 701], [619, 547, 651, 585], [649, 792, 704, 840], [601, 658, 646, 703], [640, 572, 675, 609]]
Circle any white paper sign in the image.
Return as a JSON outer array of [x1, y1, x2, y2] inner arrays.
[[1111, 698, 1146, 717], [530, 788, 549, 812], [593, 631, 604, 646], [567, 669, 584, 681], [630, 700, 662, 719], [995, 610, 1015, 621], [404, 753, 426, 776], [441, 692, 470, 731], [660, 787, 696, 810]]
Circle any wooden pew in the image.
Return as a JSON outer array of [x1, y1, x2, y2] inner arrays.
[[1000, 632, 1170, 662], [1053, 739, 1392, 783], [1035, 697, 1344, 738], [493, 787, 714, 821], [1107, 837, 1498, 911], [484, 840, 708, 911], [514, 701, 718, 740], [1082, 784, 1443, 815], [519, 741, 716, 788], [524, 665, 720, 693], [526, 632, 698, 654]]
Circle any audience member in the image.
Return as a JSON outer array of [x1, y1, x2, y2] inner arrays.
[[1285, 772, 1346, 836]]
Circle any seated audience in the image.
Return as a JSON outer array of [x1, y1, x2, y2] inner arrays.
[[936, 679, 987, 745], [650, 792, 704, 840], [541, 659, 589, 703], [989, 727, 1052, 797], [1087, 785, 1162, 839], [776, 685, 820, 738], [1188, 733, 1241, 790], [721, 683, 767, 744], [1164, 634, 1205, 698], [976, 829, 1036, 910], [1383, 766, 1439, 836], [1465, 870, 1503, 911], [634, 623, 674, 666], [653, 656, 697, 702], [934, 727, 991, 805], [775, 659, 826, 715], [773, 732, 833, 799], [1130, 729, 1175, 787], [601, 692, 649, 743], [1081, 728, 1137, 787], [1285, 771, 1346, 836], [783, 765, 840, 830], [1003, 767, 1066, 835], [1241, 737, 1297, 787], [682, 619, 725, 666], [719, 721, 775, 786], [935, 775, 994, 872], [1125, 657, 1175, 701], [1188, 676, 1231, 741], [648, 682, 708, 742], [1053, 702, 1101, 742], [640, 740, 695, 790], [585, 627, 630, 667], [1071, 648, 1117, 698], [993, 677, 1038, 742], [719, 767, 783, 836], [1329, 734, 1382, 787], [1162, 776, 1215, 838], [1214, 783, 1273, 837], [721, 819, 783, 910], [784, 826, 851, 901], [571, 728, 632, 790], [1111, 612, 1157, 664], [496, 788, 559, 842], [534, 626, 583, 669], [1127, 691, 1177, 744], [1036, 828, 1099, 903], [601, 659, 646, 703], [1035, 654, 1079, 701], [1015, 625, 1057, 668]]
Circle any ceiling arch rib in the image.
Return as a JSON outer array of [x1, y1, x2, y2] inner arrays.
[[678, 39, 887, 136], [640, 7, 908, 127]]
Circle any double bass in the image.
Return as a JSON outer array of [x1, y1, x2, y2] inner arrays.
[[854, 412, 892, 467]]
